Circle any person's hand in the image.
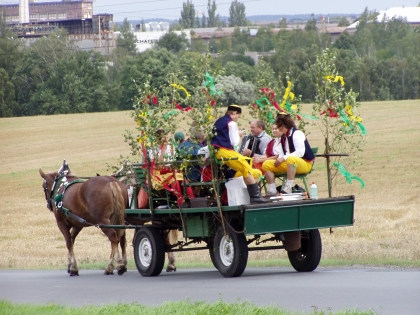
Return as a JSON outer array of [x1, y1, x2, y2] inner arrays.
[[253, 156, 262, 164], [274, 157, 284, 167], [242, 148, 251, 156], [239, 129, 246, 137]]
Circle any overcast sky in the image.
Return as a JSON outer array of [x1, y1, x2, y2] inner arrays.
[[97, 0, 420, 21], [6, 0, 419, 21]]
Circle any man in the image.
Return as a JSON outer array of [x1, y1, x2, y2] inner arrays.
[[241, 120, 272, 158], [210, 105, 268, 204]]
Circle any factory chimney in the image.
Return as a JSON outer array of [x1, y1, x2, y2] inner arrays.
[[19, 0, 30, 24]]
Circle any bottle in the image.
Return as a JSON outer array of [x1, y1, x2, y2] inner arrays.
[[311, 182, 318, 199]]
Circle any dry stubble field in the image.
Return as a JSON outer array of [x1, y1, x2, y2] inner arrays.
[[0, 100, 419, 270]]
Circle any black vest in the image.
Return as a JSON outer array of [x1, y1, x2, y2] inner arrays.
[[281, 128, 315, 161]]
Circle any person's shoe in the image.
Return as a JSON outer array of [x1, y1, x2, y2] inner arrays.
[[280, 184, 292, 194], [247, 183, 271, 204], [265, 191, 278, 197]]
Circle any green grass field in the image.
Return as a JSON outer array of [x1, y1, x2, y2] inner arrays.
[[0, 299, 378, 315], [0, 101, 419, 271]]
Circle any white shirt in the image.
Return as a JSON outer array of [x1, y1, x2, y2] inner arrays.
[[228, 120, 240, 148], [148, 144, 175, 165], [274, 128, 306, 160]]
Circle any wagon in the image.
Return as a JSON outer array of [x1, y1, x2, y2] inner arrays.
[[116, 159, 355, 278]]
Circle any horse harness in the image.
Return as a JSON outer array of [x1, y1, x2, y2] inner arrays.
[[44, 171, 87, 223]]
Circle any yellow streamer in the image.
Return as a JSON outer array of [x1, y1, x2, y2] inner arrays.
[[345, 105, 363, 123], [207, 107, 214, 120], [325, 75, 345, 86], [171, 84, 191, 97], [280, 81, 295, 108]]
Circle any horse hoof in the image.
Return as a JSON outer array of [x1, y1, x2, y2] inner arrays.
[[104, 270, 114, 275], [117, 267, 127, 276], [166, 266, 176, 272], [69, 271, 79, 276]]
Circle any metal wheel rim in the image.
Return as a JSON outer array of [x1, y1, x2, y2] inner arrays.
[[219, 235, 234, 266], [139, 237, 152, 267]]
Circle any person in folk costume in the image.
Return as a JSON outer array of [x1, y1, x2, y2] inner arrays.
[[148, 129, 195, 206], [210, 105, 269, 204], [262, 113, 315, 196]]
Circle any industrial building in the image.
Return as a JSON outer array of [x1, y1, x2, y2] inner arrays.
[[0, 0, 115, 54]]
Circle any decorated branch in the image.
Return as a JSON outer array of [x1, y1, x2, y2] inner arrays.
[[310, 49, 366, 195], [249, 61, 310, 136]]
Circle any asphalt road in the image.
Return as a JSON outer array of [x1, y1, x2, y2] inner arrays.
[[0, 267, 419, 315]]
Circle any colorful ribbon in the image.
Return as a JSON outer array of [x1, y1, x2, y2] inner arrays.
[[333, 162, 365, 188], [163, 110, 178, 120], [204, 72, 221, 95], [280, 81, 295, 108], [171, 83, 191, 97], [325, 75, 345, 86]]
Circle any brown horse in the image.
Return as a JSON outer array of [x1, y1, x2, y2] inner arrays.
[[39, 160, 129, 276]]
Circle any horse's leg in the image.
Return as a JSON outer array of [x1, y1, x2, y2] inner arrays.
[[101, 227, 120, 275], [56, 222, 79, 276], [117, 231, 127, 276], [69, 226, 83, 275], [166, 229, 177, 272]]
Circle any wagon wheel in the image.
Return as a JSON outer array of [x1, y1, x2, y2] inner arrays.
[[133, 226, 165, 277], [213, 224, 248, 277], [287, 229, 322, 272]]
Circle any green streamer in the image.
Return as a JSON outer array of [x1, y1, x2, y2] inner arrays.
[[333, 162, 365, 188], [204, 72, 221, 95], [357, 122, 367, 136], [267, 111, 275, 123], [163, 110, 177, 120]]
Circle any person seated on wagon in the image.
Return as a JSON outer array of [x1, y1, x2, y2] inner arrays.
[[239, 119, 272, 172], [148, 129, 195, 206], [210, 105, 269, 204], [177, 128, 206, 196], [262, 113, 315, 196]]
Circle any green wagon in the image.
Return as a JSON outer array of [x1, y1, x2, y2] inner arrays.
[[123, 164, 355, 278]]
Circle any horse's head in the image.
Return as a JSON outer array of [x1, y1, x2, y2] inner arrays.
[[39, 159, 72, 211], [39, 169, 58, 211]]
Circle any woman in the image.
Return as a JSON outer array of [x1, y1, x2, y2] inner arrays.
[[262, 113, 315, 196], [148, 129, 194, 206]]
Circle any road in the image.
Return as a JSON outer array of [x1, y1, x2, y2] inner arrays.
[[0, 267, 419, 314]]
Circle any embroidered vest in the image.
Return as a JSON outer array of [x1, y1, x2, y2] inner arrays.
[[211, 115, 234, 149]]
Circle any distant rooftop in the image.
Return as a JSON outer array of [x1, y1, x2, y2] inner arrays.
[[348, 7, 420, 29]]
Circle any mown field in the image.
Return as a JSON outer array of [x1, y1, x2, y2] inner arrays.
[[0, 100, 419, 271]]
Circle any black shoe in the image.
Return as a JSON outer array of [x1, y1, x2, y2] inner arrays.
[[292, 184, 305, 193]]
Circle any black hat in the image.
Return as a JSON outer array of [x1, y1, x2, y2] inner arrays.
[[227, 104, 242, 113]]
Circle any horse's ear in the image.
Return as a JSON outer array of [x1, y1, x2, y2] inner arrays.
[[39, 169, 46, 179]]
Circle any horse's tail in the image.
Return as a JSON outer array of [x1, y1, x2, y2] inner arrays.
[[109, 181, 126, 237]]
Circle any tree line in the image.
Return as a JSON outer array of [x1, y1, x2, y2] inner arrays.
[[1, 6, 419, 117]]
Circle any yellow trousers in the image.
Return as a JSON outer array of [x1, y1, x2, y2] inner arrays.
[[262, 156, 312, 174], [215, 148, 262, 179]]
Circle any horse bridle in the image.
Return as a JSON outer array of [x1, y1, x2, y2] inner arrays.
[[43, 171, 68, 212]]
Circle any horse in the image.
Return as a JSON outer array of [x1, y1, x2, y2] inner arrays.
[[39, 160, 129, 276]]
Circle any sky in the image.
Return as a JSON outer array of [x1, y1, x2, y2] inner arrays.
[[94, 0, 420, 21], [3, 0, 420, 21]]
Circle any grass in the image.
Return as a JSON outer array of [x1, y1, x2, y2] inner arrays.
[[0, 300, 379, 315], [0, 101, 420, 271]]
